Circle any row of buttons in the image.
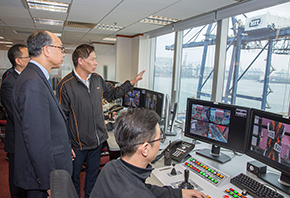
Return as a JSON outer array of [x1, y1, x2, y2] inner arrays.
[[185, 162, 219, 184], [187, 158, 225, 178], [224, 188, 246, 198]]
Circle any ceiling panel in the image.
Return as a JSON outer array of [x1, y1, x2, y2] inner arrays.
[[0, 0, 287, 47]]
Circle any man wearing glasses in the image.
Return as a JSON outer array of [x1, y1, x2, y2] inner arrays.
[[12, 30, 72, 198], [90, 108, 205, 198], [0, 44, 30, 198]]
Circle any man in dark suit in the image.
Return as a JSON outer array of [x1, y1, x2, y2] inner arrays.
[[12, 30, 73, 198], [0, 44, 30, 198]]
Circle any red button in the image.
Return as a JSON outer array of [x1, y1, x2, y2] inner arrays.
[[223, 195, 229, 198]]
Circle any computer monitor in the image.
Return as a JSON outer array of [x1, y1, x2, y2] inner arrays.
[[122, 88, 145, 108], [246, 108, 290, 195], [145, 90, 164, 117], [184, 98, 250, 163]]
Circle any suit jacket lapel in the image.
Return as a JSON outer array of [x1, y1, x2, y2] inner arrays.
[[28, 63, 67, 121]]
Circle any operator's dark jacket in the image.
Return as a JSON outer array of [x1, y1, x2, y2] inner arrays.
[[56, 71, 133, 150], [90, 158, 182, 198]]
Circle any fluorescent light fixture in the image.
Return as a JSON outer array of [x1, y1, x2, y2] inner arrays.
[[140, 15, 179, 25], [34, 18, 64, 26], [5, 45, 13, 48], [53, 32, 62, 37], [0, 41, 13, 44], [0, 36, 4, 39], [27, 0, 69, 13], [103, 37, 117, 42], [95, 24, 123, 31]]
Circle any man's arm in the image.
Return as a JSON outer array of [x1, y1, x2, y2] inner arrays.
[[145, 184, 206, 198], [103, 70, 146, 100], [145, 183, 182, 198]]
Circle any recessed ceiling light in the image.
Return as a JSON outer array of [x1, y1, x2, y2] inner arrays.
[[34, 18, 64, 26], [140, 15, 179, 25], [53, 32, 62, 37], [27, 0, 69, 13], [103, 37, 117, 41], [0, 41, 13, 44], [95, 24, 123, 31]]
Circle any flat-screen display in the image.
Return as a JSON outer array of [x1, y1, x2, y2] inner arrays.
[[246, 108, 290, 192], [145, 90, 164, 117], [122, 88, 145, 108], [185, 98, 250, 163]]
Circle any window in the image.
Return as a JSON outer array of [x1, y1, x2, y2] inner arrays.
[[179, 24, 217, 112], [224, 3, 290, 114], [153, 32, 175, 99]]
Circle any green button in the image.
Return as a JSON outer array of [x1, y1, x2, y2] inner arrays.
[[211, 178, 214, 181], [200, 172, 203, 175], [208, 168, 211, 171], [233, 195, 238, 198], [190, 158, 193, 161], [202, 173, 206, 176], [187, 164, 190, 167], [211, 170, 214, 173], [200, 164, 203, 166], [208, 177, 212, 180], [229, 192, 233, 195], [214, 180, 218, 183], [234, 190, 238, 194]]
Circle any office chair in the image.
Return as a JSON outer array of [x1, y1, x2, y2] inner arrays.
[[50, 169, 78, 198]]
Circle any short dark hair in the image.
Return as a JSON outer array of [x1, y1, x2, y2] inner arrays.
[[7, 44, 27, 68], [72, 44, 95, 67], [27, 30, 52, 57], [114, 108, 160, 157]]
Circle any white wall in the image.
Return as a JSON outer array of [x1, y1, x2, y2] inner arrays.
[[0, 50, 12, 78], [92, 43, 116, 81], [116, 34, 151, 88], [115, 36, 133, 83]]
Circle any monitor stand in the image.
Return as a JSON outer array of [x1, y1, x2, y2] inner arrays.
[[196, 145, 231, 164], [258, 172, 290, 195]]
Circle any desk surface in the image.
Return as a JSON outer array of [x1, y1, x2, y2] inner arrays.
[[147, 129, 289, 198], [106, 120, 289, 198]]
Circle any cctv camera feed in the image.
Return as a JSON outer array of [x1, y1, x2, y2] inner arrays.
[[190, 104, 230, 143], [124, 90, 140, 108], [250, 116, 290, 167], [145, 92, 158, 112]]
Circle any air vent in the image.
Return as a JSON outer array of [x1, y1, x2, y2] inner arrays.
[[65, 21, 97, 29]]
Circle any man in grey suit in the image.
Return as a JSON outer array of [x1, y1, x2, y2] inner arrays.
[[0, 44, 30, 198], [12, 30, 72, 198]]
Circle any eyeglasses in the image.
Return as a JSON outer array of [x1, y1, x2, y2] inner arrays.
[[47, 45, 65, 53], [18, 56, 30, 59], [132, 133, 166, 146]]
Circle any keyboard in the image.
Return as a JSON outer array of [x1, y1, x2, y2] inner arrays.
[[230, 173, 284, 198]]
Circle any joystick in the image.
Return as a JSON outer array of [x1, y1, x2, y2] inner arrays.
[[179, 169, 194, 189], [170, 163, 177, 175]]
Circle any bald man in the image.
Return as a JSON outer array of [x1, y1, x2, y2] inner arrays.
[[12, 30, 72, 198]]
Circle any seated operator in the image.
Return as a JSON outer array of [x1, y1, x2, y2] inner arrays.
[[90, 108, 206, 198]]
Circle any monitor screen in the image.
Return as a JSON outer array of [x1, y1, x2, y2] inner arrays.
[[145, 90, 164, 117], [122, 88, 145, 108], [184, 98, 250, 163], [246, 108, 290, 192]]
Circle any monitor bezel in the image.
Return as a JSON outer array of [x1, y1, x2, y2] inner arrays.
[[184, 98, 251, 154], [122, 87, 144, 108], [246, 108, 290, 176], [144, 89, 164, 118]]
